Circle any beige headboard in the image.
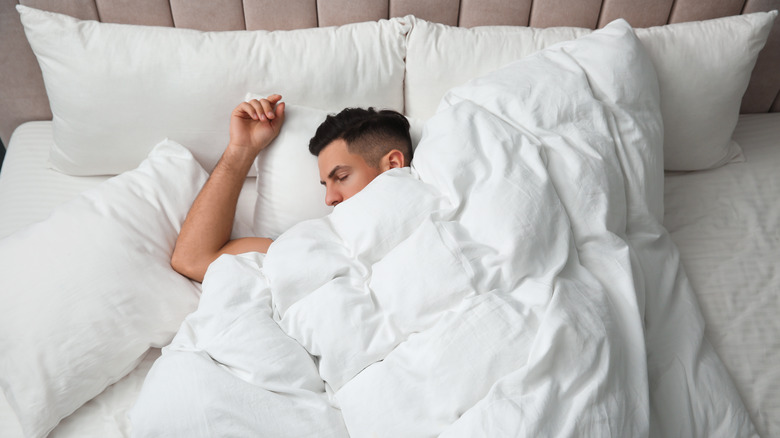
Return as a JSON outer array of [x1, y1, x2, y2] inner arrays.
[[1, 0, 778, 148]]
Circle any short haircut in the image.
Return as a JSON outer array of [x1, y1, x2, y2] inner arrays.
[[308, 107, 413, 168]]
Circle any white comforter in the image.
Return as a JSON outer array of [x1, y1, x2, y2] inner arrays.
[[131, 20, 754, 437]]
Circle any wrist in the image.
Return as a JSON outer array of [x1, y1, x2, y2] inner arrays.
[[218, 143, 259, 175], [225, 142, 262, 159]]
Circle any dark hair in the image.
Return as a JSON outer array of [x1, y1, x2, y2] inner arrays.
[[308, 107, 413, 168]]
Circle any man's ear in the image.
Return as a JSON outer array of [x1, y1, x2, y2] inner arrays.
[[380, 149, 405, 171]]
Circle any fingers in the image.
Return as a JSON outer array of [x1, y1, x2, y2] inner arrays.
[[248, 100, 267, 121], [275, 101, 286, 121], [239, 94, 282, 121], [234, 101, 256, 120], [262, 94, 282, 120], [259, 99, 275, 120]]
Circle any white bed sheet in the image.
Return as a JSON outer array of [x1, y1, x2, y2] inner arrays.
[[0, 115, 778, 436], [664, 113, 780, 438]]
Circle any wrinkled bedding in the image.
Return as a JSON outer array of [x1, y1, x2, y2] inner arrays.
[[130, 21, 754, 437]]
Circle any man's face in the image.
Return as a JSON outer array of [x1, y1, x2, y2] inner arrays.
[[318, 139, 382, 206]]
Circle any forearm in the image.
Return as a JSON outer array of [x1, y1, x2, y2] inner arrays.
[[172, 96, 284, 282], [171, 144, 256, 281]]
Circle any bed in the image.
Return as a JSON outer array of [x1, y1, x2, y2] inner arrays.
[[0, 0, 778, 437]]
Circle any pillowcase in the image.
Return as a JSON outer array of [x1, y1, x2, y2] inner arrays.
[[634, 12, 776, 170], [0, 139, 205, 438], [405, 12, 777, 170], [16, 5, 410, 176], [250, 97, 425, 239], [404, 20, 590, 121], [253, 103, 333, 239]]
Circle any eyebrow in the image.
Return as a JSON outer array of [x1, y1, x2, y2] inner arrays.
[[320, 165, 349, 185]]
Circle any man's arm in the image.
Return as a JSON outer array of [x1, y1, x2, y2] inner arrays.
[[171, 95, 285, 282]]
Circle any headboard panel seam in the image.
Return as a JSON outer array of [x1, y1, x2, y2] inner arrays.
[[239, 0, 247, 30], [92, 0, 101, 22], [595, 0, 606, 27], [668, 0, 678, 23], [168, 0, 176, 27], [526, 0, 535, 28]]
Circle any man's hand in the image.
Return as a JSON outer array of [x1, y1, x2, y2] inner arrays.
[[229, 94, 286, 154]]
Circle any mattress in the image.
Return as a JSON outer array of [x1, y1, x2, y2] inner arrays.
[[0, 115, 778, 436], [664, 113, 780, 438]]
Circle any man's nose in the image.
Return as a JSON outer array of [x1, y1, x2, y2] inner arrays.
[[325, 188, 342, 207]]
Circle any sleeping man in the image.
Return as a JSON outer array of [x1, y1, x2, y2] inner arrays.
[[170, 94, 414, 282]]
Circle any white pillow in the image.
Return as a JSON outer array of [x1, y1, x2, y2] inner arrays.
[[405, 13, 777, 170], [250, 98, 425, 239], [16, 5, 410, 176], [253, 103, 333, 239], [404, 20, 590, 121], [0, 139, 205, 438], [634, 12, 776, 170]]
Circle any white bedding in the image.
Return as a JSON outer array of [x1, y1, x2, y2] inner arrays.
[[0, 124, 256, 437], [0, 47, 778, 438], [1, 115, 774, 437], [0, 117, 777, 438], [0, 122, 258, 241], [0, 350, 160, 438], [664, 113, 780, 438], [129, 22, 752, 436]]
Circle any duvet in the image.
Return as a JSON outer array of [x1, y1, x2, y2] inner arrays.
[[130, 20, 754, 437]]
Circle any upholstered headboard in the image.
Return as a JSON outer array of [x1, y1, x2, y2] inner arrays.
[[0, 0, 778, 148]]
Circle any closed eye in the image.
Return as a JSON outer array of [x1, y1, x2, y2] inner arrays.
[[326, 165, 351, 185]]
